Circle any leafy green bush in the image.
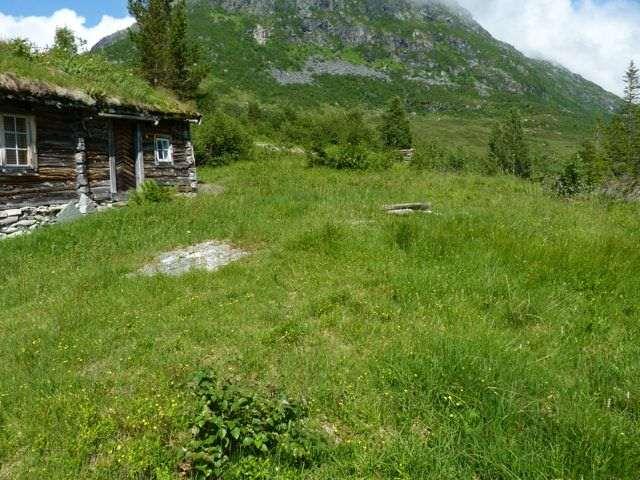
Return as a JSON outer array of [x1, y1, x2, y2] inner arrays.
[[193, 112, 254, 166], [488, 110, 532, 179], [553, 154, 587, 197], [380, 96, 413, 149], [129, 180, 174, 205], [296, 107, 377, 153], [310, 144, 392, 170], [412, 142, 488, 173], [182, 372, 323, 479]]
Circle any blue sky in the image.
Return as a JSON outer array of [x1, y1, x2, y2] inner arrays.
[[0, 0, 639, 95], [0, 1, 129, 25]]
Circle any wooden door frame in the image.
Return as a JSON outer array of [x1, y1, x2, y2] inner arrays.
[[135, 123, 145, 187], [107, 121, 144, 198], [108, 120, 117, 198]]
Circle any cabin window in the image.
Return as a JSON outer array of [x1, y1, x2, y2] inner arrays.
[[154, 136, 173, 164], [0, 114, 37, 168]]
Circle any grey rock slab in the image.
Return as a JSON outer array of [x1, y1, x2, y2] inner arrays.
[[14, 219, 37, 227], [0, 209, 22, 218], [78, 194, 97, 214], [56, 203, 83, 223], [0, 216, 19, 226], [136, 241, 249, 277]]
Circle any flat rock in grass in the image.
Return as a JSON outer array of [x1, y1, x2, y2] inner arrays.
[[198, 183, 225, 196], [383, 202, 432, 215], [136, 241, 248, 277]]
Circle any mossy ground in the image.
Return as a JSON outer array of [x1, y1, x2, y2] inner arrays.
[[1, 156, 639, 479]]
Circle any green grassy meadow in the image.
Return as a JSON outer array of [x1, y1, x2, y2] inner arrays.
[[1, 156, 639, 479]]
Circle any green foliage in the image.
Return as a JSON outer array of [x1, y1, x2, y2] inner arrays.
[[51, 27, 83, 57], [301, 107, 395, 170], [2, 158, 640, 478], [578, 140, 608, 186], [554, 154, 586, 197], [168, 0, 206, 98], [0, 39, 191, 113], [310, 143, 392, 170], [411, 142, 490, 174], [128, 0, 203, 98], [488, 110, 532, 178], [6, 38, 34, 59], [193, 112, 254, 166], [623, 60, 640, 106], [128, 0, 172, 86], [380, 97, 413, 149], [302, 108, 376, 153], [99, 0, 620, 119], [129, 180, 175, 205], [183, 372, 323, 479], [247, 101, 262, 124]]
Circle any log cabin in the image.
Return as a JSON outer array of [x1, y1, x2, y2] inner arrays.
[[0, 72, 200, 210]]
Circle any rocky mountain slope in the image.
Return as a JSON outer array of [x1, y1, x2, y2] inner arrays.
[[97, 0, 620, 116]]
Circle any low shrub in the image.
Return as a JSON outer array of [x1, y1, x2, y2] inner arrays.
[[182, 372, 324, 479], [553, 154, 587, 197], [310, 144, 392, 170], [129, 180, 174, 205], [411, 143, 481, 173], [193, 112, 254, 166]]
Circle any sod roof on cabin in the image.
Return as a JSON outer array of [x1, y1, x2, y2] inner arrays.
[[0, 42, 197, 117]]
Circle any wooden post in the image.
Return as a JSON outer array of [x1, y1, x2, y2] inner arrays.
[[107, 120, 117, 198], [135, 123, 145, 187]]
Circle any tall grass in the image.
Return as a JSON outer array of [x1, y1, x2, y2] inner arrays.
[[0, 157, 638, 478]]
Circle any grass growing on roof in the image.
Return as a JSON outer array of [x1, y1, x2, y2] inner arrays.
[[0, 41, 192, 114], [0, 156, 639, 478]]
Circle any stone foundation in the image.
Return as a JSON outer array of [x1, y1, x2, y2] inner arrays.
[[0, 205, 64, 240], [0, 196, 109, 240]]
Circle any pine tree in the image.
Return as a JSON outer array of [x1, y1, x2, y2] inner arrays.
[[128, 0, 172, 87], [623, 60, 640, 106], [168, 0, 204, 97], [578, 140, 607, 187], [129, 0, 203, 97], [380, 97, 413, 149], [488, 124, 507, 172], [488, 110, 531, 178], [505, 110, 530, 178]]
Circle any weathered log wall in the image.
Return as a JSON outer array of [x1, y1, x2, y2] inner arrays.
[[141, 120, 196, 192], [1, 100, 197, 208], [0, 101, 80, 207]]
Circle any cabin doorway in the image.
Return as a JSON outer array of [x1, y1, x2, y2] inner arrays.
[[109, 120, 145, 199], [114, 121, 137, 194]]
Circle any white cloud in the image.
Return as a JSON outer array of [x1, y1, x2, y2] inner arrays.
[[454, 0, 640, 95], [0, 9, 134, 50]]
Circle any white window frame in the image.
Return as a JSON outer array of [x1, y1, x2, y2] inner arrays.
[[0, 114, 37, 169], [154, 135, 173, 165]]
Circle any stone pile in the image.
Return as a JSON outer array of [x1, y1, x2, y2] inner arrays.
[[0, 194, 106, 240], [0, 204, 64, 240]]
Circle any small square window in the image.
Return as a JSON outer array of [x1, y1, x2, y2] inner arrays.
[[1, 115, 37, 168], [155, 136, 173, 164]]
